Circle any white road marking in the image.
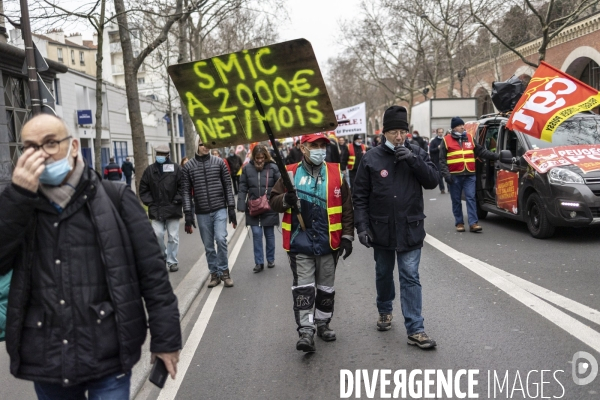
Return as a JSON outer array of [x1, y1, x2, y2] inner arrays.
[[425, 235, 600, 354], [157, 232, 246, 400]]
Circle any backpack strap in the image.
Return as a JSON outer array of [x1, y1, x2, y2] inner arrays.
[[101, 180, 126, 214]]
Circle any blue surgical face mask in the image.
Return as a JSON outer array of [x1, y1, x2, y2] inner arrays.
[[309, 149, 326, 165], [39, 141, 74, 186], [156, 156, 166, 164], [384, 139, 395, 151]]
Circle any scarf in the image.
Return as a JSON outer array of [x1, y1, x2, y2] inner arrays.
[[39, 156, 85, 212]]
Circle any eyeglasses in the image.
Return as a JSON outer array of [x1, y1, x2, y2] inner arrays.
[[386, 130, 409, 136], [19, 136, 72, 155]]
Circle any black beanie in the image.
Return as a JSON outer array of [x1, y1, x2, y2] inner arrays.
[[382, 106, 409, 133], [451, 116, 465, 129], [353, 134, 361, 141]]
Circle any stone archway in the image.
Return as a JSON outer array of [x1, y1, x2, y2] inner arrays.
[[563, 47, 600, 113]]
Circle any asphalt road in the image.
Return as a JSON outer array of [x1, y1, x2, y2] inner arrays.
[[3, 189, 600, 399], [139, 188, 600, 400]]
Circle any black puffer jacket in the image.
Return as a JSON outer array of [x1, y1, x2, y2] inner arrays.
[[139, 160, 183, 221], [0, 168, 181, 385], [182, 154, 235, 217], [352, 140, 439, 252], [237, 161, 281, 227]]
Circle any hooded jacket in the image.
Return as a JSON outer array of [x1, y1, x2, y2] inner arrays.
[[352, 138, 439, 252], [0, 168, 181, 385]]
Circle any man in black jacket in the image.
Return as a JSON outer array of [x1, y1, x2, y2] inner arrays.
[[0, 115, 181, 397], [226, 147, 243, 194], [286, 140, 303, 164], [353, 106, 439, 350], [103, 157, 122, 181], [140, 145, 183, 272], [121, 157, 135, 186], [182, 136, 237, 288], [411, 130, 428, 151], [429, 128, 446, 194]]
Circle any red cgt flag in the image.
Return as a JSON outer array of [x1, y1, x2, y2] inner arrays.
[[506, 61, 600, 142]]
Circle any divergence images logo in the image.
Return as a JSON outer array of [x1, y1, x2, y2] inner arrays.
[[572, 351, 598, 386]]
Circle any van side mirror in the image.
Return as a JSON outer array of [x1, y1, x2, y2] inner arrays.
[[500, 150, 513, 164]]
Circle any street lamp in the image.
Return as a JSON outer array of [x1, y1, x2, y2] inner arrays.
[[422, 87, 430, 99], [457, 67, 467, 98]]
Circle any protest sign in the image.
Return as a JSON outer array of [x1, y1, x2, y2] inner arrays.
[[523, 145, 600, 174], [496, 170, 519, 214], [168, 39, 337, 148], [335, 102, 367, 136]]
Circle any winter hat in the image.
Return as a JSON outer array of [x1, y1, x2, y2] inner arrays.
[[451, 116, 465, 129], [353, 134, 362, 142], [382, 106, 409, 133]]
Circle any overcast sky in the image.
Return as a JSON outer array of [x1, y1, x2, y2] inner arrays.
[[279, 0, 363, 71]]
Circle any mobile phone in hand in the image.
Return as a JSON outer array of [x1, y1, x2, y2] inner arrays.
[[149, 357, 169, 388]]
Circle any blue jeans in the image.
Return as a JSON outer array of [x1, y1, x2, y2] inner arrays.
[[374, 248, 424, 335], [124, 175, 132, 186], [250, 225, 275, 265], [34, 371, 131, 400], [448, 174, 478, 226], [151, 219, 180, 265], [197, 209, 228, 275]]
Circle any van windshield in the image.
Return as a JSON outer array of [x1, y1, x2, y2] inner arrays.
[[523, 114, 600, 149]]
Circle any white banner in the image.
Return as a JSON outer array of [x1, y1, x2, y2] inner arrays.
[[334, 102, 367, 136]]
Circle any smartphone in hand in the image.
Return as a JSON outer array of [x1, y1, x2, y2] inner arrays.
[[149, 357, 169, 388]]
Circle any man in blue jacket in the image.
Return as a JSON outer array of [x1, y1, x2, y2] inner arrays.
[[353, 106, 440, 349]]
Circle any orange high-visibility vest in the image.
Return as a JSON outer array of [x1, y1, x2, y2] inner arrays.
[[347, 143, 366, 171], [443, 133, 476, 173], [282, 162, 343, 251]]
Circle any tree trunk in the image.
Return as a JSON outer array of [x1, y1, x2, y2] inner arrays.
[[94, 0, 106, 173], [114, 0, 147, 193], [178, 14, 196, 160]]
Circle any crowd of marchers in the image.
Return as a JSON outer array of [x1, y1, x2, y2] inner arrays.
[[0, 105, 493, 398]]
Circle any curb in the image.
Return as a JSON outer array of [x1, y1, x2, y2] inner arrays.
[[130, 212, 246, 398]]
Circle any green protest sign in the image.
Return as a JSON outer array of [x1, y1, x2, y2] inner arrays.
[[167, 39, 338, 148]]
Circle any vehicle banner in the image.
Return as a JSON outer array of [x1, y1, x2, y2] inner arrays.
[[523, 145, 600, 174], [496, 170, 519, 214], [334, 102, 367, 136], [506, 61, 600, 142], [168, 39, 338, 148]]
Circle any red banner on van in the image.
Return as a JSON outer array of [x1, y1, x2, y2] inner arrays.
[[523, 145, 600, 174]]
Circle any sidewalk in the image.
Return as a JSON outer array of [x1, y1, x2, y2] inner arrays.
[[130, 210, 246, 397]]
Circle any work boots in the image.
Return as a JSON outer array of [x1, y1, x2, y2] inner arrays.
[[253, 264, 264, 273], [296, 332, 316, 352], [208, 272, 221, 288], [470, 223, 482, 232], [221, 269, 234, 287], [316, 321, 336, 341], [456, 223, 465, 232]]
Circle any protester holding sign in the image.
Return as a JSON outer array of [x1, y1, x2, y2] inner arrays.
[[439, 117, 499, 233], [269, 133, 354, 353]]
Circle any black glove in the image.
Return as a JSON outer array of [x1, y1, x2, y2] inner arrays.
[[185, 216, 196, 228], [358, 230, 373, 248], [395, 146, 416, 165], [444, 175, 454, 185], [284, 190, 298, 207], [339, 238, 353, 260], [228, 207, 237, 225]]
